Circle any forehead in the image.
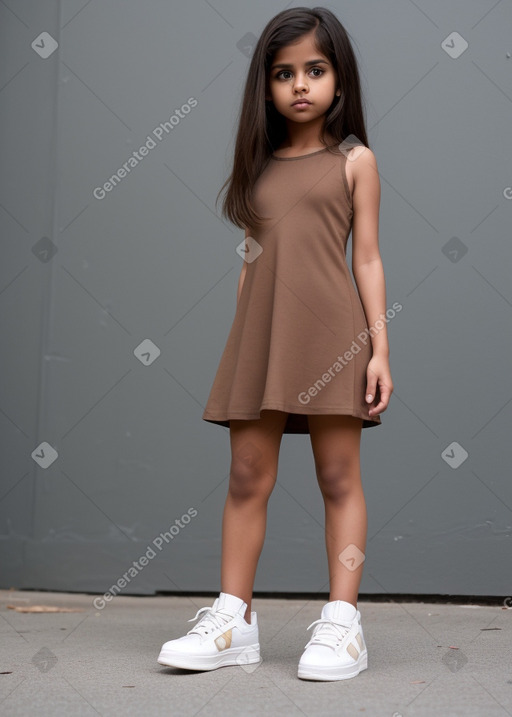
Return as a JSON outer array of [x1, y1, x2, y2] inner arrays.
[[270, 32, 329, 67]]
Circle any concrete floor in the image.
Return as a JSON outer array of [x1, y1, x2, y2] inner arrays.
[[0, 589, 510, 716]]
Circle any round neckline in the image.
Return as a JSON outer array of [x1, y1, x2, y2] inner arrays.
[[271, 143, 338, 160]]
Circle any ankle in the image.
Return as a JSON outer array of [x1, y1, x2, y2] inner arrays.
[[329, 598, 357, 609]]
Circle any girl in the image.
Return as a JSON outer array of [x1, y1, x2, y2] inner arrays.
[[158, 6, 393, 681]]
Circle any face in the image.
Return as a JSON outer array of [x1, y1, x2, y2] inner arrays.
[[267, 31, 339, 126]]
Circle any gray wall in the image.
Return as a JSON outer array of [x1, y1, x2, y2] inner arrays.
[[1, 1, 511, 599]]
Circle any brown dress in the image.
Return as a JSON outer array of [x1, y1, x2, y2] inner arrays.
[[202, 143, 382, 434]]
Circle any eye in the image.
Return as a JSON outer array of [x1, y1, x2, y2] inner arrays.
[[275, 68, 325, 80]]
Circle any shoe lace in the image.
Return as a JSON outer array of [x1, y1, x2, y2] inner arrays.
[[186, 605, 232, 637], [304, 617, 352, 649]]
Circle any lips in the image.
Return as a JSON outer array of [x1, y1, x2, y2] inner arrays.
[[292, 99, 311, 106]]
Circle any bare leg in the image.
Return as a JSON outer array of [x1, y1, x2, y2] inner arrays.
[[307, 415, 365, 609], [221, 410, 288, 623]]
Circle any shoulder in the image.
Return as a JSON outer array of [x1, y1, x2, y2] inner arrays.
[[344, 146, 379, 199], [346, 145, 378, 174]]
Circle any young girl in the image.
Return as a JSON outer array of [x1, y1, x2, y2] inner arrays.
[[158, 6, 393, 681]]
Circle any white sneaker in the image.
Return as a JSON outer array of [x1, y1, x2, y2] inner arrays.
[[157, 592, 261, 671], [297, 599, 368, 681]]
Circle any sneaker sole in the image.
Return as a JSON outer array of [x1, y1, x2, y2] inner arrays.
[[297, 650, 368, 681], [158, 644, 261, 671]]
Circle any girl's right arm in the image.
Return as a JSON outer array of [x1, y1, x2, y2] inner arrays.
[[237, 228, 249, 304]]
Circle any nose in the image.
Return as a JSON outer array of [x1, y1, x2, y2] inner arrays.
[[293, 73, 309, 93]]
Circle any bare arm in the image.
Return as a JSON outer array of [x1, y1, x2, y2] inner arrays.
[[350, 148, 389, 358], [350, 147, 393, 415]]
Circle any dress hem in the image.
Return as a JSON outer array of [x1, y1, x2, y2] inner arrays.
[[202, 404, 382, 433]]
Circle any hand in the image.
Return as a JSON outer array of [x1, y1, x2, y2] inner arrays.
[[365, 355, 393, 417]]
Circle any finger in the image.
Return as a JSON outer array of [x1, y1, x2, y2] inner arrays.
[[369, 398, 387, 415], [369, 385, 391, 415], [365, 377, 377, 404]]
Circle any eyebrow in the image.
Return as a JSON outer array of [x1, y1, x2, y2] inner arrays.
[[270, 58, 329, 70]]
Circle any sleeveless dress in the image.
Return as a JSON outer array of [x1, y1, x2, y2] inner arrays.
[[202, 143, 382, 434]]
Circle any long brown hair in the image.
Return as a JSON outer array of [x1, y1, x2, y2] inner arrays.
[[216, 6, 370, 230]]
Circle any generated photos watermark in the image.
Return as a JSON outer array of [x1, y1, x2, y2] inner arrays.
[[93, 508, 197, 610], [93, 97, 198, 200], [298, 302, 402, 405]]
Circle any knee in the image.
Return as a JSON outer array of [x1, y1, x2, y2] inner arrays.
[[228, 457, 275, 502], [315, 457, 359, 501]]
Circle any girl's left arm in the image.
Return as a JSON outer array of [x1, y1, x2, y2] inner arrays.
[[350, 148, 394, 416]]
